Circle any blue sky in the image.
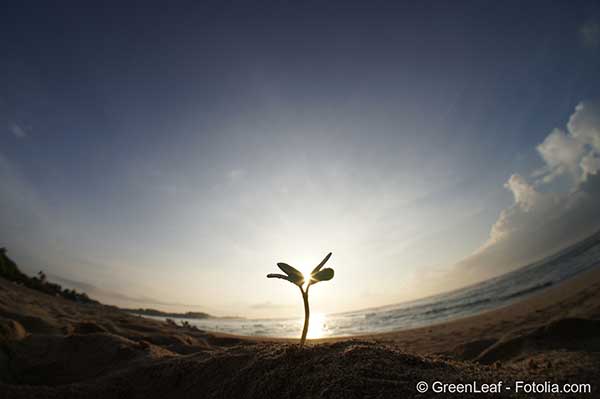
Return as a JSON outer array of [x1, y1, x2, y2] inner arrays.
[[1, 1, 600, 317]]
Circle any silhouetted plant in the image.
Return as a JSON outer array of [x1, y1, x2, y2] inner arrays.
[[267, 252, 335, 348]]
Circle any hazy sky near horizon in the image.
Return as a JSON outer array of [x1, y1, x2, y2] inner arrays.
[[2, 1, 600, 317]]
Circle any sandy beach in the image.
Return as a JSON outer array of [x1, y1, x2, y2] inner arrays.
[[1, 264, 599, 398]]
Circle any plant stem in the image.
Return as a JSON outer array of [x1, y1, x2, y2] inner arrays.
[[299, 285, 310, 348]]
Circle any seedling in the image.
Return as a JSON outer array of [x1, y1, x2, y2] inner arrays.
[[267, 252, 335, 348]]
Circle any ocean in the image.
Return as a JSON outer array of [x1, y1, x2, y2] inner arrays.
[[151, 233, 600, 338]]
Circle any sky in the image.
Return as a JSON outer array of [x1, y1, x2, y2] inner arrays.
[[1, 1, 600, 318]]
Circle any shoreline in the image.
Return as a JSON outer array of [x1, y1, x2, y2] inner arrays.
[[202, 262, 600, 344]]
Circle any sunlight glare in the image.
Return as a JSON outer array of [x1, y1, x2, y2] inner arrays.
[[305, 312, 327, 339], [301, 269, 312, 289]]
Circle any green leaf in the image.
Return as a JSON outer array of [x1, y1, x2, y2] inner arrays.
[[267, 273, 304, 286], [311, 267, 334, 284], [277, 263, 304, 279], [311, 252, 332, 275]]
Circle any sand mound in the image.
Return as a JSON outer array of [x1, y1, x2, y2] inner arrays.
[[7, 332, 176, 386], [140, 332, 212, 354], [450, 338, 498, 361], [0, 317, 28, 383], [0, 340, 520, 399], [0, 318, 28, 342], [476, 317, 600, 364], [541, 317, 600, 341], [0, 311, 61, 335], [70, 321, 110, 335]]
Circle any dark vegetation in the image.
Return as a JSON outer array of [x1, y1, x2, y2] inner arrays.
[[0, 248, 98, 305], [0, 247, 211, 321]]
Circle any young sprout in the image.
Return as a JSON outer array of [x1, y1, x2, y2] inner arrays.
[[267, 252, 335, 348]]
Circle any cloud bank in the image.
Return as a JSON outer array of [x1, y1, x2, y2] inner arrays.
[[454, 102, 600, 283]]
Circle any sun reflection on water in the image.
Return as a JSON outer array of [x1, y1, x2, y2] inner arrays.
[[305, 312, 327, 339]]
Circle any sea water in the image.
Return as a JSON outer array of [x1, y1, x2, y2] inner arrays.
[[151, 236, 600, 338]]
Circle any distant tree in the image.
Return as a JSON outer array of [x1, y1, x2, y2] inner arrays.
[[37, 271, 47, 284]]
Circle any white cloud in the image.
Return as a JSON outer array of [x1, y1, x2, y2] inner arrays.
[[10, 123, 27, 139], [567, 102, 600, 152], [450, 101, 600, 285], [580, 153, 600, 178], [484, 174, 563, 247], [536, 129, 585, 182], [533, 101, 600, 184], [504, 174, 543, 211]]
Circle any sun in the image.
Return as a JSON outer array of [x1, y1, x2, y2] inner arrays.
[[300, 269, 313, 289]]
